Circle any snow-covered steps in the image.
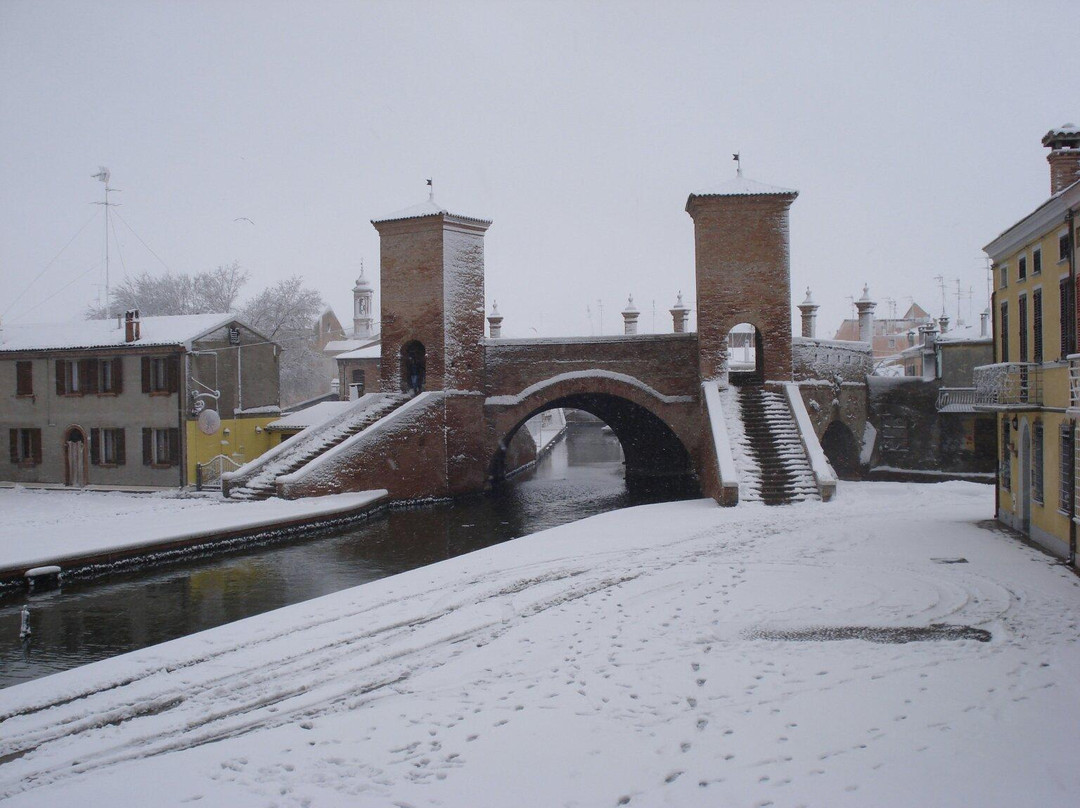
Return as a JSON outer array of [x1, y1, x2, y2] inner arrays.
[[723, 384, 820, 505], [225, 394, 409, 501]]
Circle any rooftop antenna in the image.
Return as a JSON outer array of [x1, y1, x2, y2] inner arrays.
[[883, 296, 897, 320], [733, 152, 742, 178], [844, 295, 856, 321], [933, 274, 946, 316], [597, 298, 604, 336], [426, 177, 434, 201], [91, 167, 119, 319]]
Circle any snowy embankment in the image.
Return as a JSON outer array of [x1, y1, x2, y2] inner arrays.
[[2, 482, 1080, 807], [0, 488, 386, 576]]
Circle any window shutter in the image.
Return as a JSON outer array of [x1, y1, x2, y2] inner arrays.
[[116, 429, 126, 465], [91, 429, 100, 465], [31, 430, 41, 464], [56, 360, 67, 395], [141, 357, 151, 393], [143, 428, 152, 465], [81, 358, 99, 394], [167, 356, 180, 394], [16, 362, 32, 396], [8, 429, 16, 464], [1033, 289, 1043, 364], [168, 427, 180, 465], [112, 358, 124, 393]]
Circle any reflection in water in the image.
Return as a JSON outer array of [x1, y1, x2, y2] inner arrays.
[[0, 423, 684, 688]]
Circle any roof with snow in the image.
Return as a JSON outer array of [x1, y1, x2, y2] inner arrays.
[[0, 313, 256, 353], [266, 400, 355, 432], [935, 323, 991, 344], [371, 195, 492, 226], [688, 176, 798, 200], [336, 343, 381, 360]]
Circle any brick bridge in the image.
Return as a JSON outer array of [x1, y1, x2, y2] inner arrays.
[[227, 180, 845, 506]]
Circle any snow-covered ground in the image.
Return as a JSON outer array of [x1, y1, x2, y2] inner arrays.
[[0, 487, 384, 572], [2, 481, 1079, 807]]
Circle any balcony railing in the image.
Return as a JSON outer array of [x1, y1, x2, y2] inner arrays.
[[1069, 355, 1080, 412], [972, 363, 1043, 409], [936, 387, 978, 412]]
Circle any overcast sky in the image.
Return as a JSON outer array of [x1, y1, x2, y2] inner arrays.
[[2, 0, 1078, 341]]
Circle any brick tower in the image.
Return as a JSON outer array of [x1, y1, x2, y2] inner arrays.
[[685, 175, 798, 382], [371, 193, 492, 394]]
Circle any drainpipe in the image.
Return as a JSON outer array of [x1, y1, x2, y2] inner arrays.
[[1068, 206, 1077, 565], [992, 287, 999, 521]]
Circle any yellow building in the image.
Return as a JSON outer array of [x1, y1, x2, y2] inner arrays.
[[980, 124, 1080, 564]]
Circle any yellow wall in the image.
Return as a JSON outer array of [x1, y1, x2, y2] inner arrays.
[[185, 414, 278, 486], [995, 227, 1072, 368], [998, 408, 1073, 546]]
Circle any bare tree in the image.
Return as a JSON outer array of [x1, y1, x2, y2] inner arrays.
[[240, 276, 327, 405], [85, 262, 249, 319]]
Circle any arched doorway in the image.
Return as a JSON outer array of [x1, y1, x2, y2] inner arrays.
[[491, 393, 698, 499], [64, 426, 87, 487], [821, 421, 860, 479], [401, 341, 426, 394], [727, 323, 764, 383]]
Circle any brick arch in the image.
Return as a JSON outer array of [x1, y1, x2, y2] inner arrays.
[[485, 372, 699, 495], [726, 320, 765, 382]]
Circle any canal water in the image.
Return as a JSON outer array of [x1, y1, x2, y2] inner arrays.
[[1, 422, 686, 689]]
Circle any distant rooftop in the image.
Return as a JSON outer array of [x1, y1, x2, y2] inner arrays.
[[371, 193, 491, 226], [689, 175, 798, 199]]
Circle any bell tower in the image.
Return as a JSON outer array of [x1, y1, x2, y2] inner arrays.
[[352, 263, 376, 339]]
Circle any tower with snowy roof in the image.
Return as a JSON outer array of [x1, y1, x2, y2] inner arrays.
[[685, 174, 798, 382], [371, 189, 492, 395], [352, 264, 376, 339]]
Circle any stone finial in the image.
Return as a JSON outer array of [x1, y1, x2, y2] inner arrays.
[[669, 291, 691, 333], [487, 301, 504, 339], [622, 294, 640, 335], [854, 284, 877, 344], [797, 286, 819, 338], [980, 308, 989, 338]]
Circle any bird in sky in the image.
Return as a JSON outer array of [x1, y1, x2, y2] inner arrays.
[[234, 217, 255, 225]]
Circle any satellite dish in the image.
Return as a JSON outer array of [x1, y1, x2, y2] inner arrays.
[[197, 409, 222, 436]]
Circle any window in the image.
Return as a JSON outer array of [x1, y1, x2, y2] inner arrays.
[[1032, 420, 1044, 504], [98, 358, 123, 394], [1061, 233, 1072, 263], [1000, 419, 1011, 491], [1060, 424, 1074, 514], [880, 416, 911, 455], [141, 356, 178, 394], [56, 358, 100, 395], [1018, 294, 1028, 362], [1000, 302, 1009, 362], [8, 428, 41, 465], [1033, 247, 1042, 275], [1018, 255, 1027, 280], [142, 427, 179, 466], [1032, 288, 1043, 364], [1000, 263, 1009, 289], [91, 428, 126, 466], [15, 361, 32, 396]]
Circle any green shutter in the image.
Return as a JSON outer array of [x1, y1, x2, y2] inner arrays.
[[90, 429, 100, 465], [143, 428, 152, 465]]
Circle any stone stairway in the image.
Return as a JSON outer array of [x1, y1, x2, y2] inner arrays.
[[736, 385, 820, 505], [227, 394, 408, 501]]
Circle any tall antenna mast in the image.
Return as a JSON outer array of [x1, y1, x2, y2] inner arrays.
[[92, 167, 119, 318]]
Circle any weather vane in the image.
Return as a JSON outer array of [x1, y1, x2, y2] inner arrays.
[[733, 152, 742, 178]]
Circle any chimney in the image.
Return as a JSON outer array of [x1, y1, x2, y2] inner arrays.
[[621, 294, 640, 335], [938, 313, 950, 334], [980, 308, 989, 338], [855, 284, 876, 344], [1043, 124, 1080, 195], [918, 322, 938, 347], [669, 292, 691, 333], [124, 309, 141, 343], [486, 301, 503, 339], [797, 287, 819, 338]]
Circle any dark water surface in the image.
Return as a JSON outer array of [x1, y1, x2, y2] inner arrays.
[[1, 424, 678, 689]]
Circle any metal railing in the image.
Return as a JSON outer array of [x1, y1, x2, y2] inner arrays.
[[196, 454, 243, 490], [936, 387, 978, 412], [972, 363, 1043, 409], [1069, 354, 1080, 411]]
